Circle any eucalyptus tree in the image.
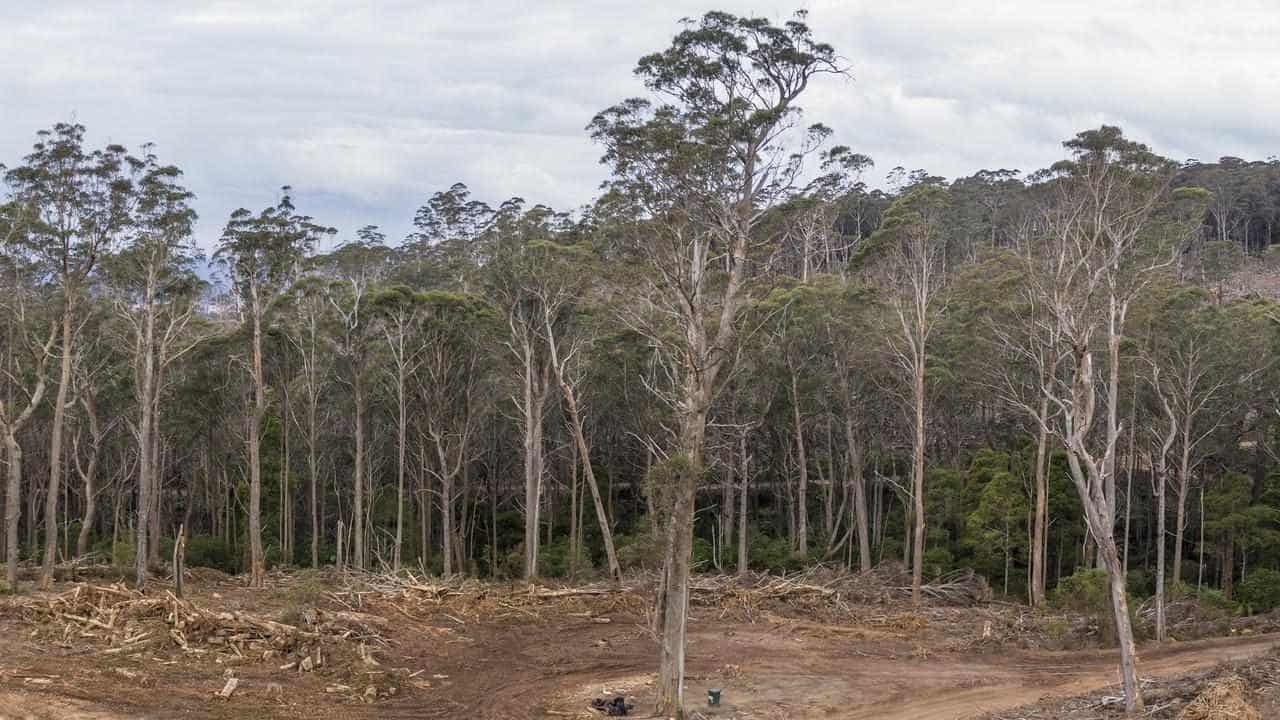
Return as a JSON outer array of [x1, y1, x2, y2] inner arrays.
[[588, 11, 845, 712], [405, 183, 494, 290], [535, 239, 623, 581], [1136, 285, 1254, 598], [315, 228, 390, 571], [216, 189, 332, 586], [371, 283, 425, 571], [413, 290, 494, 575], [101, 150, 204, 587], [824, 280, 880, 570], [0, 198, 58, 589], [758, 280, 841, 558], [1003, 127, 1179, 712], [280, 276, 333, 568], [5, 124, 138, 586], [70, 339, 123, 560], [962, 245, 1058, 606], [486, 201, 572, 579], [860, 184, 953, 605]]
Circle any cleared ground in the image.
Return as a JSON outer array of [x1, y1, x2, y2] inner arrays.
[[0, 569, 1275, 719]]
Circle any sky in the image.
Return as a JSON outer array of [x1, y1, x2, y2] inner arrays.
[[2, 0, 1279, 254]]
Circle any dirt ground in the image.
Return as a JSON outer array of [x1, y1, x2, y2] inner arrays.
[[0, 570, 1276, 720]]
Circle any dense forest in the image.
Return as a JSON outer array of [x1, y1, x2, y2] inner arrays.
[[3, 10, 1280, 715]]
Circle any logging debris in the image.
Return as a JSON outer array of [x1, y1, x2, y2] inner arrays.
[[16, 582, 386, 660]]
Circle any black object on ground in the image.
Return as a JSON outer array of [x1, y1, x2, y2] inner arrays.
[[590, 695, 633, 716]]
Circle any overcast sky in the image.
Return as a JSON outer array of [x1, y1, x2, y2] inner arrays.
[[3, 1, 1279, 253]]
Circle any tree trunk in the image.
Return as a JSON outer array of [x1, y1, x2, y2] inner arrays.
[[791, 371, 808, 558], [441, 470, 454, 576], [135, 279, 159, 590], [1154, 454, 1168, 643], [75, 399, 101, 559], [248, 299, 266, 587], [309, 414, 319, 569], [1031, 395, 1049, 605], [42, 306, 75, 586], [911, 361, 926, 605], [5, 433, 22, 589], [394, 365, 406, 571], [148, 426, 162, 568], [521, 350, 546, 579], [544, 318, 621, 582], [1152, 376, 1178, 643], [76, 473, 95, 559], [1197, 486, 1205, 591], [352, 376, 365, 571], [419, 442, 431, 570], [1173, 427, 1191, 588], [722, 460, 734, 572], [737, 432, 749, 576], [846, 419, 871, 573], [564, 396, 620, 581], [1100, 533, 1143, 712], [568, 454, 579, 577], [655, 398, 706, 713]]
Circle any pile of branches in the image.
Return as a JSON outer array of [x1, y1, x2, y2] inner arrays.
[[692, 566, 989, 609], [333, 564, 990, 629], [18, 583, 385, 660], [1180, 675, 1262, 720], [333, 572, 648, 624]]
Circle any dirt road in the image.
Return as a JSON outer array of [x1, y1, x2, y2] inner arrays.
[[838, 634, 1278, 720], [532, 625, 1278, 720]]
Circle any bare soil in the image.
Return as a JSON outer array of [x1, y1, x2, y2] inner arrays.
[[0, 571, 1275, 720]]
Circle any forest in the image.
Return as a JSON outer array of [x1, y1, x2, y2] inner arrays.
[[3, 10, 1280, 719]]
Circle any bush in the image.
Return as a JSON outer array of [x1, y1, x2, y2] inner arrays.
[[1196, 586, 1237, 613], [1052, 568, 1137, 645], [537, 538, 591, 578], [691, 537, 714, 571], [1125, 568, 1153, 598], [615, 532, 663, 572], [112, 540, 136, 568], [184, 535, 239, 574], [1237, 568, 1280, 613], [746, 531, 805, 574], [922, 546, 954, 579], [1052, 568, 1110, 613]]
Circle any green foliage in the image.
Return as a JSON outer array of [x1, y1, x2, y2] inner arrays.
[[1052, 568, 1140, 645], [1052, 568, 1110, 613], [691, 537, 714, 571], [112, 540, 137, 568], [537, 537, 591, 578], [1196, 587, 1237, 614], [1169, 580, 1237, 615], [921, 546, 954, 578], [1237, 569, 1280, 613], [184, 535, 239, 574], [1125, 569, 1154, 598], [615, 532, 663, 572], [745, 530, 806, 574]]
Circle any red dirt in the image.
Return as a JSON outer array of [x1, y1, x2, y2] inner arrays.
[[0, 575, 1275, 720]]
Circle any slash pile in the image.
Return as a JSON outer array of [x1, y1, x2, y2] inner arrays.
[[17, 583, 386, 660]]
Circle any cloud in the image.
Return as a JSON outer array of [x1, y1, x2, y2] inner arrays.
[[2, 0, 1278, 253]]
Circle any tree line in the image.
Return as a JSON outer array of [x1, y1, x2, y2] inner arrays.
[[3, 10, 1280, 715]]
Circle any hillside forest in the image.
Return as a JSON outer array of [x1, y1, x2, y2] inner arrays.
[[3, 10, 1280, 716]]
